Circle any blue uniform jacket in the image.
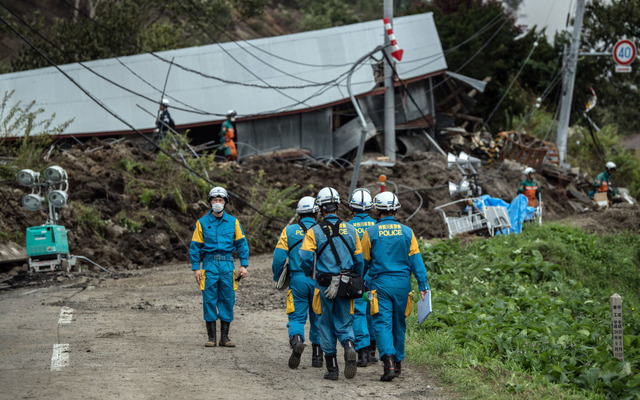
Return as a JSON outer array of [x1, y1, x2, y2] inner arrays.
[[272, 217, 316, 281], [157, 109, 172, 133], [360, 216, 429, 291], [299, 214, 364, 278], [349, 213, 377, 240], [190, 211, 249, 271]]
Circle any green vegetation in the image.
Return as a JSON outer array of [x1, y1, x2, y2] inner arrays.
[[0, 91, 73, 180], [139, 188, 155, 205], [115, 159, 149, 174], [568, 124, 640, 199], [73, 202, 107, 237], [115, 212, 143, 233], [408, 224, 640, 399], [245, 172, 312, 251]]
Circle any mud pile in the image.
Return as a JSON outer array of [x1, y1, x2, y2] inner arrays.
[[1, 139, 639, 277]]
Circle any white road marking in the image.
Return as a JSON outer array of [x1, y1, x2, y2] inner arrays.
[[50, 343, 69, 371], [58, 307, 74, 324]]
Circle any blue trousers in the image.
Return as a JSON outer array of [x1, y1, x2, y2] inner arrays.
[[317, 288, 354, 356], [287, 273, 320, 344], [202, 270, 235, 322], [371, 274, 411, 362], [353, 297, 370, 351]]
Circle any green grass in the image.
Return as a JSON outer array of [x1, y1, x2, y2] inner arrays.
[[408, 224, 640, 399]]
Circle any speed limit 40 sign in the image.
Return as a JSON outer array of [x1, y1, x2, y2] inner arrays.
[[613, 39, 636, 72]]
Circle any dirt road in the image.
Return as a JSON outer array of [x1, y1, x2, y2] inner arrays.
[[0, 254, 448, 400]]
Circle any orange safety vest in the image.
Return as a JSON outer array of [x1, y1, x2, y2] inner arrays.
[[523, 185, 538, 207], [597, 181, 609, 193]]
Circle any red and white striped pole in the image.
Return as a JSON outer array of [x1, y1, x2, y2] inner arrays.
[[379, 175, 386, 193], [383, 18, 404, 61]]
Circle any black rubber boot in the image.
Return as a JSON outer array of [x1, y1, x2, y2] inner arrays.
[[324, 354, 339, 380], [368, 340, 378, 363], [396, 360, 402, 377], [343, 340, 357, 379], [380, 354, 396, 382], [205, 321, 217, 347], [357, 347, 368, 367], [219, 321, 235, 347], [311, 344, 323, 368], [288, 334, 305, 369]]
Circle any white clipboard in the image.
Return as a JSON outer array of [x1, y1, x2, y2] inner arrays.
[[418, 290, 432, 325]]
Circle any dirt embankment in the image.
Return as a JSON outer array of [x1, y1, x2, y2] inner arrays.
[[1, 139, 639, 290]]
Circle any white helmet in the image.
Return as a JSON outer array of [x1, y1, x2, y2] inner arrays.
[[161, 98, 170, 106], [524, 167, 535, 175], [606, 161, 616, 171], [373, 191, 401, 211], [296, 196, 319, 214], [207, 187, 229, 203], [316, 187, 340, 212], [349, 188, 372, 211], [226, 109, 237, 118]]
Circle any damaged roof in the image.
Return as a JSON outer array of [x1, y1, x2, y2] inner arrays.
[[1, 12, 446, 137]]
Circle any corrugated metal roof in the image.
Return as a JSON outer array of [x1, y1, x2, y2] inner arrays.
[[0, 12, 446, 137]]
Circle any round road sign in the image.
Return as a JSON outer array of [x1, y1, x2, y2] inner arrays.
[[612, 39, 637, 66]]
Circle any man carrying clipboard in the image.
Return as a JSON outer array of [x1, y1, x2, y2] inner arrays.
[[360, 191, 430, 382]]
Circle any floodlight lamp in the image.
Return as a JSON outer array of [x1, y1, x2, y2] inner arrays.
[[48, 190, 68, 207], [449, 179, 471, 197], [447, 153, 457, 169], [22, 193, 45, 211], [17, 169, 40, 187], [43, 166, 67, 184]]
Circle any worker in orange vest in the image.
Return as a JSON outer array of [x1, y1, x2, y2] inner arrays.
[[517, 167, 540, 207], [220, 110, 238, 161], [589, 161, 617, 200]]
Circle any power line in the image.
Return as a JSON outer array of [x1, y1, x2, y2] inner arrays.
[[56, 0, 351, 91], [178, 0, 309, 108], [0, 13, 287, 223], [485, 41, 538, 125]]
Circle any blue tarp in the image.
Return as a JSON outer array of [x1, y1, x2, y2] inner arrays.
[[473, 194, 530, 234]]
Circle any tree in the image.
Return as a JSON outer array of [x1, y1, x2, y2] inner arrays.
[[3, 0, 267, 72], [408, 0, 559, 132], [570, 0, 640, 134]]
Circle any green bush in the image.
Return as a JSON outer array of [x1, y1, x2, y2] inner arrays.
[[568, 124, 640, 199], [412, 224, 640, 399], [73, 202, 107, 237]]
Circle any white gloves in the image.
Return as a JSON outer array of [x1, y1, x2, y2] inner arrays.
[[324, 275, 341, 299]]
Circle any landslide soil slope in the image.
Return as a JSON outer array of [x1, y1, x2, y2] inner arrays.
[[1, 139, 639, 289]]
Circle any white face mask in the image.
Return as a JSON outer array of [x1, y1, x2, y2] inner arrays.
[[211, 203, 225, 213]]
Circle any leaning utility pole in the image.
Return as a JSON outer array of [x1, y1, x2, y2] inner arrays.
[[384, 0, 396, 161], [556, 0, 586, 168]]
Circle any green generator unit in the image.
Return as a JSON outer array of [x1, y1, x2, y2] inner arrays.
[[26, 225, 72, 272]]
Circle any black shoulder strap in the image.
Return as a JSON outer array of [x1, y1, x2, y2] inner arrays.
[[317, 219, 353, 267], [289, 221, 312, 252]]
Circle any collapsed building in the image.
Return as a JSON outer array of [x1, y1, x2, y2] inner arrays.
[[0, 12, 489, 161]]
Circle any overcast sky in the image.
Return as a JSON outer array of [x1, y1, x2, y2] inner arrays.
[[516, 0, 575, 42]]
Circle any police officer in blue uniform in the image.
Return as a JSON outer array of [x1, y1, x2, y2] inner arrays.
[[299, 187, 364, 380], [190, 187, 249, 348], [272, 196, 323, 369], [347, 188, 377, 367], [360, 191, 429, 381]]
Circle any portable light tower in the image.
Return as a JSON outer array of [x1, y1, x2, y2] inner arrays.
[[17, 165, 75, 272]]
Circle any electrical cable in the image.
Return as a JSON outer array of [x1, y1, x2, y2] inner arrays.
[[2, 1, 363, 121], [178, 0, 310, 107], [56, 0, 352, 91], [485, 41, 538, 125], [183, 0, 325, 85], [0, 14, 288, 223]]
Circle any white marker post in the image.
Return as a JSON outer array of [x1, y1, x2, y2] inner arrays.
[[610, 293, 624, 361]]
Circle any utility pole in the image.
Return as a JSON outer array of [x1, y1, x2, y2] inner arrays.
[[384, 0, 396, 162], [556, 0, 585, 168]]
